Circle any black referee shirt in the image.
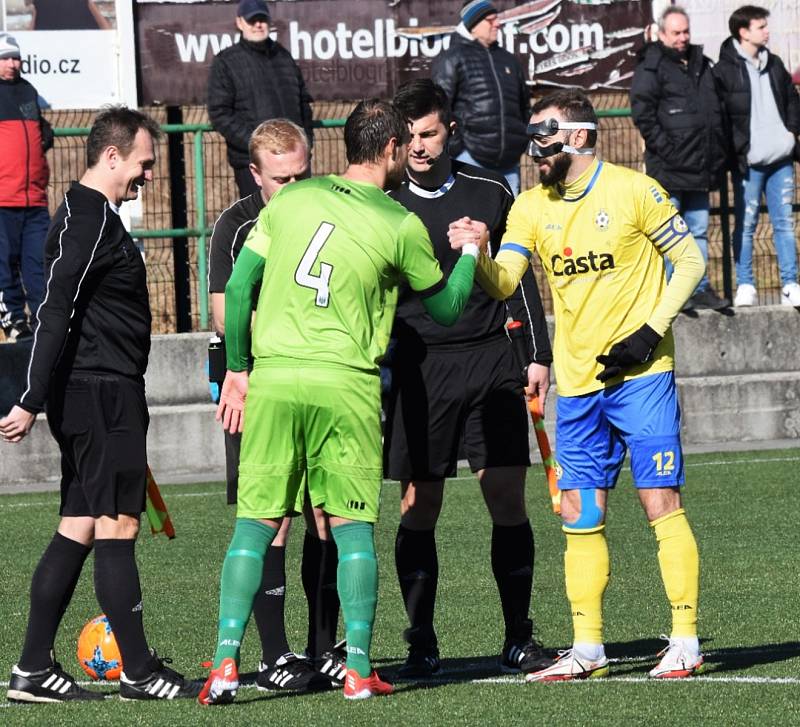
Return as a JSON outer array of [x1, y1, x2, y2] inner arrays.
[[389, 160, 552, 363], [18, 182, 151, 414], [207, 191, 264, 296]]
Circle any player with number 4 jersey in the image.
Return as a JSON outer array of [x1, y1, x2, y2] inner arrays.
[[200, 100, 478, 706], [449, 90, 706, 683]]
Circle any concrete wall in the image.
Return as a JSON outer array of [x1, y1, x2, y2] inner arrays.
[[2, 306, 799, 488]]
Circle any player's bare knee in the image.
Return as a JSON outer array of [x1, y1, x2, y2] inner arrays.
[[94, 513, 140, 540], [273, 516, 292, 546], [560, 489, 607, 532], [639, 486, 681, 521], [57, 516, 95, 546]]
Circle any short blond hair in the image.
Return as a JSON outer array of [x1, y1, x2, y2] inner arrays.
[[249, 118, 309, 166]]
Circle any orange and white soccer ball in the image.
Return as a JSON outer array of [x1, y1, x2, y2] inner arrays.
[[77, 615, 123, 680]]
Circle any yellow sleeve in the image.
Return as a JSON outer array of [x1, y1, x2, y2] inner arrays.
[[635, 176, 705, 335], [243, 204, 272, 259], [476, 249, 531, 300], [648, 234, 705, 335], [475, 191, 538, 299]]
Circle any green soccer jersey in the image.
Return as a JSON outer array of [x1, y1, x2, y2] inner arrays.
[[242, 174, 445, 373]]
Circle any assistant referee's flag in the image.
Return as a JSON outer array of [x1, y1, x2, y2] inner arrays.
[[145, 466, 176, 539]]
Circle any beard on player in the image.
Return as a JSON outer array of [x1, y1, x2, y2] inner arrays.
[[536, 151, 571, 187]]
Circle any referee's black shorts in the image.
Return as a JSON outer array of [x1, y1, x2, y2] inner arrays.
[[47, 373, 149, 517], [384, 335, 530, 480]]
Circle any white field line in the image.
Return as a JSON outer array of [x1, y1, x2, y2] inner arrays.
[[0, 674, 798, 692], [2, 455, 799, 511]]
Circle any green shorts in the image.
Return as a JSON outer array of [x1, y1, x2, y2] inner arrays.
[[237, 363, 383, 523]]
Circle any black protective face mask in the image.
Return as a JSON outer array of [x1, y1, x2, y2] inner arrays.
[[526, 117, 597, 158]]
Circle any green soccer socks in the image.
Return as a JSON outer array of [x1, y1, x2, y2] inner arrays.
[[332, 521, 378, 678], [213, 518, 278, 668]]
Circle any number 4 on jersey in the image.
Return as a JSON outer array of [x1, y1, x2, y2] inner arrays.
[[295, 222, 335, 307]]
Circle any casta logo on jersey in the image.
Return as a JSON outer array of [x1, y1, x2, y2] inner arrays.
[[551, 247, 615, 277]]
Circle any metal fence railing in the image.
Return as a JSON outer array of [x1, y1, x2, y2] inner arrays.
[[48, 105, 800, 332]]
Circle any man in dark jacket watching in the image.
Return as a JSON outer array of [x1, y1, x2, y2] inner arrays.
[[207, 0, 314, 197], [432, 1, 529, 196], [713, 5, 800, 308], [630, 6, 729, 311]]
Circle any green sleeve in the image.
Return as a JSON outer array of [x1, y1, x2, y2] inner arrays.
[[420, 254, 476, 326], [224, 245, 265, 371]]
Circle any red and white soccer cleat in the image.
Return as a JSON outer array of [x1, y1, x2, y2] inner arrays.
[[342, 668, 394, 700], [198, 657, 239, 705], [649, 638, 705, 679], [525, 649, 610, 682]]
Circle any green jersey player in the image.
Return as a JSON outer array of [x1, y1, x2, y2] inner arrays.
[[199, 99, 480, 705]]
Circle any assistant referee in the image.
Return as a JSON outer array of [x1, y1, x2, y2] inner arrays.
[[1, 107, 200, 703]]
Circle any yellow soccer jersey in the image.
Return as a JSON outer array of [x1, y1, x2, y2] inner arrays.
[[477, 158, 704, 396]]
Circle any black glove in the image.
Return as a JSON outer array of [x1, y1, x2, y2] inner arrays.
[[595, 324, 662, 383]]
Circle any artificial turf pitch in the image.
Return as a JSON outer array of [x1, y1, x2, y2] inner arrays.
[[1, 448, 798, 726]]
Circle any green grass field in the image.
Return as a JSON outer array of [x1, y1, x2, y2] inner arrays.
[[1, 448, 799, 726]]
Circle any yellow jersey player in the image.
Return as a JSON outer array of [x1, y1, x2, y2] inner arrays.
[[448, 89, 706, 681]]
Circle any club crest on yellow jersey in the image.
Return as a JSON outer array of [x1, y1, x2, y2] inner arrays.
[[594, 209, 610, 231]]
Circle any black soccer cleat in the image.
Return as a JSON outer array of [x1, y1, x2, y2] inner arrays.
[[256, 652, 332, 692], [7, 662, 106, 703], [314, 640, 348, 687], [119, 650, 202, 700], [397, 646, 441, 679], [500, 638, 554, 674]]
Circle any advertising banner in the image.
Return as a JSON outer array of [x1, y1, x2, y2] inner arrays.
[[0, 0, 136, 109], [136, 0, 653, 105]]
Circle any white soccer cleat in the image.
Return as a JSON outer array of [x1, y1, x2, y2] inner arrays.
[[524, 649, 609, 682], [733, 284, 757, 307], [781, 282, 800, 307], [649, 637, 704, 679]]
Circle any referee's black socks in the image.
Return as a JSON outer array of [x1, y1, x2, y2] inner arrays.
[[395, 525, 439, 647], [491, 520, 535, 641], [94, 538, 152, 680], [253, 544, 290, 665], [19, 532, 91, 672], [302, 532, 340, 660]]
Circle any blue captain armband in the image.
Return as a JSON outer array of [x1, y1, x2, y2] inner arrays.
[[649, 214, 689, 254], [498, 243, 532, 260]]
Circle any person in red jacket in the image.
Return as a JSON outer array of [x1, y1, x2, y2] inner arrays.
[[0, 33, 52, 341]]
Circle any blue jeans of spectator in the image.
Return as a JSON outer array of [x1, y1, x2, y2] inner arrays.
[[0, 206, 49, 328], [667, 191, 710, 293], [455, 148, 520, 197], [732, 159, 797, 287]]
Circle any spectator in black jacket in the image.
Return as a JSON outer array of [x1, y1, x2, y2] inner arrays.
[[713, 5, 800, 307], [0, 33, 52, 341], [207, 0, 314, 196], [1, 107, 201, 704], [630, 6, 729, 311], [432, 1, 529, 196]]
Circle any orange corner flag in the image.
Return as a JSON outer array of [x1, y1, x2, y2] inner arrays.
[[145, 466, 175, 539]]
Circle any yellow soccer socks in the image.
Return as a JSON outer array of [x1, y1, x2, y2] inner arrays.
[[651, 508, 699, 640], [564, 528, 610, 648]]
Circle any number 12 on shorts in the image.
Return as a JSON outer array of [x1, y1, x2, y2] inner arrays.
[[652, 450, 675, 476], [296, 222, 335, 307]]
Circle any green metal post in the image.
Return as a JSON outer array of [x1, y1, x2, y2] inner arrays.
[[719, 173, 733, 302], [194, 130, 209, 330]]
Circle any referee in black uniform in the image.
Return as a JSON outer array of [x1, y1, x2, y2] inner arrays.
[[1, 107, 200, 702], [385, 80, 553, 677], [207, 118, 344, 691]]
